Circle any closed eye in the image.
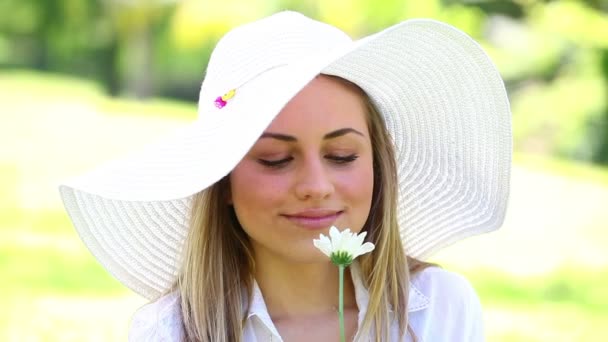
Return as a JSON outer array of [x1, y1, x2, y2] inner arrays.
[[257, 154, 358, 168], [258, 156, 294, 168], [327, 154, 359, 164]]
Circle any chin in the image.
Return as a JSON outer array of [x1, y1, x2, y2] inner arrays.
[[280, 249, 332, 265]]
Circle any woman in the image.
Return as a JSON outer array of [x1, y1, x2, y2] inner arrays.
[[59, 11, 511, 341]]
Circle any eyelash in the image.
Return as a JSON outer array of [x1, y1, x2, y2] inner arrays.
[[258, 154, 359, 168]]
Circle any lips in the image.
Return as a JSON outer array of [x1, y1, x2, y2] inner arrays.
[[282, 209, 344, 230]]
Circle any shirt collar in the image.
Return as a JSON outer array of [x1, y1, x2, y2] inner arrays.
[[245, 280, 282, 338], [244, 261, 430, 326]]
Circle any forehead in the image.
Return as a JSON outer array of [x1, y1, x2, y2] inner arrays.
[[265, 75, 368, 133]]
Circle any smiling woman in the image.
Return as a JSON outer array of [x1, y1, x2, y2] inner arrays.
[[59, 10, 511, 342], [230, 76, 374, 261]]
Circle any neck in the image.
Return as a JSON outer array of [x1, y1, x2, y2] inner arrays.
[[253, 252, 358, 320]]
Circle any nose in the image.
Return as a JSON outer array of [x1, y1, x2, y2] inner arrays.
[[294, 156, 335, 200]]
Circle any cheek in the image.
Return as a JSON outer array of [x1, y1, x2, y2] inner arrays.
[[229, 164, 290, 217], [336, 161, 375, 211]]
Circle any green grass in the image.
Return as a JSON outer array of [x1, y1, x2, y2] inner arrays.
[[2, 70, 608, 341], [514, 152, 608, 186], [472, 267, 608, 314], [484, 302, 608, 341], [0, 68, 197, 120], [0, 238, 126, 296]]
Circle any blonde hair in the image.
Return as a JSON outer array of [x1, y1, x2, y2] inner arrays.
[[176, 76, 435, 341]]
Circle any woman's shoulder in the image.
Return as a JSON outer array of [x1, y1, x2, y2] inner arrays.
[[128, 291, 184, 341], [408, 266, 485, 341], [411, 266, 480, 304]]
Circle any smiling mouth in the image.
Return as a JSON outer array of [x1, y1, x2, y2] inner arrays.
[[282, 211, 344, 230]]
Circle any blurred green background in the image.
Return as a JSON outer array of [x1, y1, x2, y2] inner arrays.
[[1, 0, 607, 341]]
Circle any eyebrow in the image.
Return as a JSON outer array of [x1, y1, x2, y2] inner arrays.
[[259, 128, 365, 142]]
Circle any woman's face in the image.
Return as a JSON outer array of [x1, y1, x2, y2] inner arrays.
[[229, 75, 374, 263]]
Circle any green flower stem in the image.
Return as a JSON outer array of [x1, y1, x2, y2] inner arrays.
[[339, 264, 345, 342]]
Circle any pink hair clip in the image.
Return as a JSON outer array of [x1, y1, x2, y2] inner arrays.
[[213, 64, 288, 109], [214, 89, 236, 109]]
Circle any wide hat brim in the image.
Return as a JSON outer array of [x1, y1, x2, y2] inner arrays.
[[59, 13, 511, 300]]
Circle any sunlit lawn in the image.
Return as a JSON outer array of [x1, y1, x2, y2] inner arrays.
[[1, 70, 607, 341]]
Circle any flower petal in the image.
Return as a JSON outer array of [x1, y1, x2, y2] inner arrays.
[[313, 234, 333, 257], [340, 234, 357, 255], [330, 226, 345, 251], [312, 226, 375, 262], [353, 242, 375, 258], [356, 231, 367, 242], [352, 232, 366, 250]]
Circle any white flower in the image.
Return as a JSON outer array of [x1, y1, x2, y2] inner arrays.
[[313, 226, 375, 266]]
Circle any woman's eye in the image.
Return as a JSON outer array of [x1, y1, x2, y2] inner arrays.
[[327, 154, 359, 164], [258, 156, 293, 168], [257, 154, 358, 168]]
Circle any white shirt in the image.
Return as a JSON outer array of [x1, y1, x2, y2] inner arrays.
[[129, 265, 484, 341]]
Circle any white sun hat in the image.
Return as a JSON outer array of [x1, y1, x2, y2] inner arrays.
[[59, 11, 511, 300]]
